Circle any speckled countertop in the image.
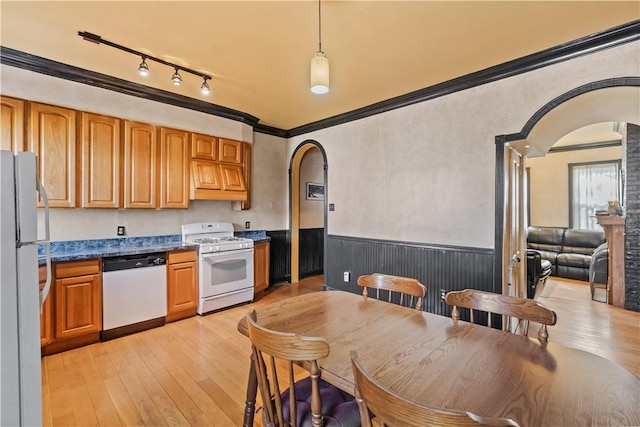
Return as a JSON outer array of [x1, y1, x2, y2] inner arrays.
[[39, 231, 270, 263]]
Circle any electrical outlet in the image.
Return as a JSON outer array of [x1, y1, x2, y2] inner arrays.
[[440, 289, 447, 302], [329, 203, 335, 211], [117, 226, 125, 236], [245, 221, 250, 229], [343, 272, 350, 282]]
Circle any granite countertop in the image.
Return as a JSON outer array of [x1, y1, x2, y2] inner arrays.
[[39, 235, 197, 263], [39, 231, 270, 263]]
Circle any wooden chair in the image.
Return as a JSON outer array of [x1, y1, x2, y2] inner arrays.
[[246, 310, 360, 427], [350, 351, 521, 427], [356, 274, 426, 310], [444, 289, 557, 342]]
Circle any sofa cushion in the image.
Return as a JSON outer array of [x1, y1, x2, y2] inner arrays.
[[527, 226, 564, 253], [557, 253, 592, 269], [561, 229, 605, 255]]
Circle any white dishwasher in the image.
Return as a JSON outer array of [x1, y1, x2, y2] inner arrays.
[[102, 252, 167, 340]]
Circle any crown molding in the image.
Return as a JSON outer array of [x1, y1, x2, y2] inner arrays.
[[2, 20, 638, 139], [548, 139, 622, 153], [0, 46, 260, 127], [287, 19, 640, 137]]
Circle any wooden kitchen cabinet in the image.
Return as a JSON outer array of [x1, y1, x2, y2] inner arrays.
[[39, 265, 52, 347], [1, 96, 25, 152], [159, 127, 189, 209], [240, 142, 252, 210], [124, 121, 158, 208], [254, 241, 270, 294], [79, 112, 121, 208], [167, 249, 198, 322], [218, 138, 243, 164], [43, 259, 102, 355], [28, 102, 76, 208], [191, 133, 218, 161]]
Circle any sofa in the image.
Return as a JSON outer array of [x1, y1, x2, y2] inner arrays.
[[526, 226, 605, 281]]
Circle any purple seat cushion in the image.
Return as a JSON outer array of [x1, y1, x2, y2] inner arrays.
[[280, 377, 361, 427]]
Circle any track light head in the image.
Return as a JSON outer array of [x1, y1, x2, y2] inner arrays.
[[200, 77, 211, 95], [171, 68, 182, 86], [138, 57, 149, 76]]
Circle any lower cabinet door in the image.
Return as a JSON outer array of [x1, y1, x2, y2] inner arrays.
[[40, 266, 52, 346], [167, 261, 198, 321], [54, 274, 102, 339], [254, 241, 270, 294]]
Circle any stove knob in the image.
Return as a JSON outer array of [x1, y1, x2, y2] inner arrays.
[[215, 246, 220, 252]]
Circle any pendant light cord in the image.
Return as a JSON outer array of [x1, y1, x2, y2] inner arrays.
[[318, 0, 322, 52]]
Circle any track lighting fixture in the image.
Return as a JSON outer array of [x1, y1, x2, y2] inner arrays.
[[79, 31, 212, 96], [171, 68, 182, 86], [138, 56, 149, 76], [200, 77, 211, 95], [310, 0, 329, 94]]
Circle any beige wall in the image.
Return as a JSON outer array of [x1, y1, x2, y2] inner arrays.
[[288, 41, 640, 249], [3, 39, 638, 246], [526, 146, 622, 228], [1, 65, 289, 241], [299, 148, 324, 229]]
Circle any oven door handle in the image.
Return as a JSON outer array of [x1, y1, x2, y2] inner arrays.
[[201, 247, 254, 260]]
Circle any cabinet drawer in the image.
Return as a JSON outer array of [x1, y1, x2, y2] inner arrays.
[[168, 250, 197, 264], [55, 259, 100, 279]]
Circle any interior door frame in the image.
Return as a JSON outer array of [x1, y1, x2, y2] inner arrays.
[[494, 78, 639, 300], [289, 140, 328, 284]]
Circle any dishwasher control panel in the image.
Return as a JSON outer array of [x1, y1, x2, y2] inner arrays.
[[102, 252, 167, 272]]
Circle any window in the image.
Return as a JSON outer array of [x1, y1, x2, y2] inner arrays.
[[569, 160, 620, 230]]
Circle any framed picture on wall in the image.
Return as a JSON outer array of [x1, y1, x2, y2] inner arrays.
[[306, 182, 324, 201]]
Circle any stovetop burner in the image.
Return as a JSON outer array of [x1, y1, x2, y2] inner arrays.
[[182, 222, 254, 253]]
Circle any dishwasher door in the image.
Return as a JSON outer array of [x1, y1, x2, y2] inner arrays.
[[102, 263, 167, 331]]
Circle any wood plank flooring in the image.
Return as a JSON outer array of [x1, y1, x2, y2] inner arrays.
[[41, 275, 640, 426]]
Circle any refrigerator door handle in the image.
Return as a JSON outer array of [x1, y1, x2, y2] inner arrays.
[[37, 179, 52, 309]]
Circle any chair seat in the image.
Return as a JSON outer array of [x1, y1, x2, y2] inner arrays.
[[281, 377, 361, 427]]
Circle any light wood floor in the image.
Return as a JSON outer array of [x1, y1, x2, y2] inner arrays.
[[41, 275, 640, 426]]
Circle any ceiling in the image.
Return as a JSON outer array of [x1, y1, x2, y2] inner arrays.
[[1, 1, 638, 130]]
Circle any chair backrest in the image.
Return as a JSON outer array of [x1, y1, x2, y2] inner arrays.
[[357, 273, 426, 310], [350, 351, 521, 427], [246, 309, 330, 427], [444, 289, 557, 342]]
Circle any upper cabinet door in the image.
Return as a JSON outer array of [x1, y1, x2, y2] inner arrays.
[[219, 163, 247, 192], [124, 121, 158, 209], [218, 138, 243, 164], [28, 102, 76, 208], [191, 133, 218, 161], [79, 113, 121, 208], [1, 96, 25, 152], [160, 127, 189, 209]]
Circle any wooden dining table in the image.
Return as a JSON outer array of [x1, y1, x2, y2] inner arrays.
[[237, 290, 640, 427]]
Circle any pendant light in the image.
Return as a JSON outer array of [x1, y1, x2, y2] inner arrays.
[[310, 0, 329, 94]]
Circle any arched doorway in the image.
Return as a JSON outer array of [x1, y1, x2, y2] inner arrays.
[[496, 79, 640, 311], [289, 140, 328, 284]]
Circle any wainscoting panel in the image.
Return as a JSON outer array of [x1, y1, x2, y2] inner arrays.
[[266, 230, 290, 285], [326, 235, 495, 317], [299, 228, 324, 279]]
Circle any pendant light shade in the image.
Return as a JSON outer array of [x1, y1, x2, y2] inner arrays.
[[310, 0, 329, 94], [310, 51, 330, 94]]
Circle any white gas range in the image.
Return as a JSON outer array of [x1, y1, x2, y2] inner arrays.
[[181, 222, 254, 314]]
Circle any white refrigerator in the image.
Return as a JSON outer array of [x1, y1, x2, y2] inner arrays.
[[0, 150, 50, 426]]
